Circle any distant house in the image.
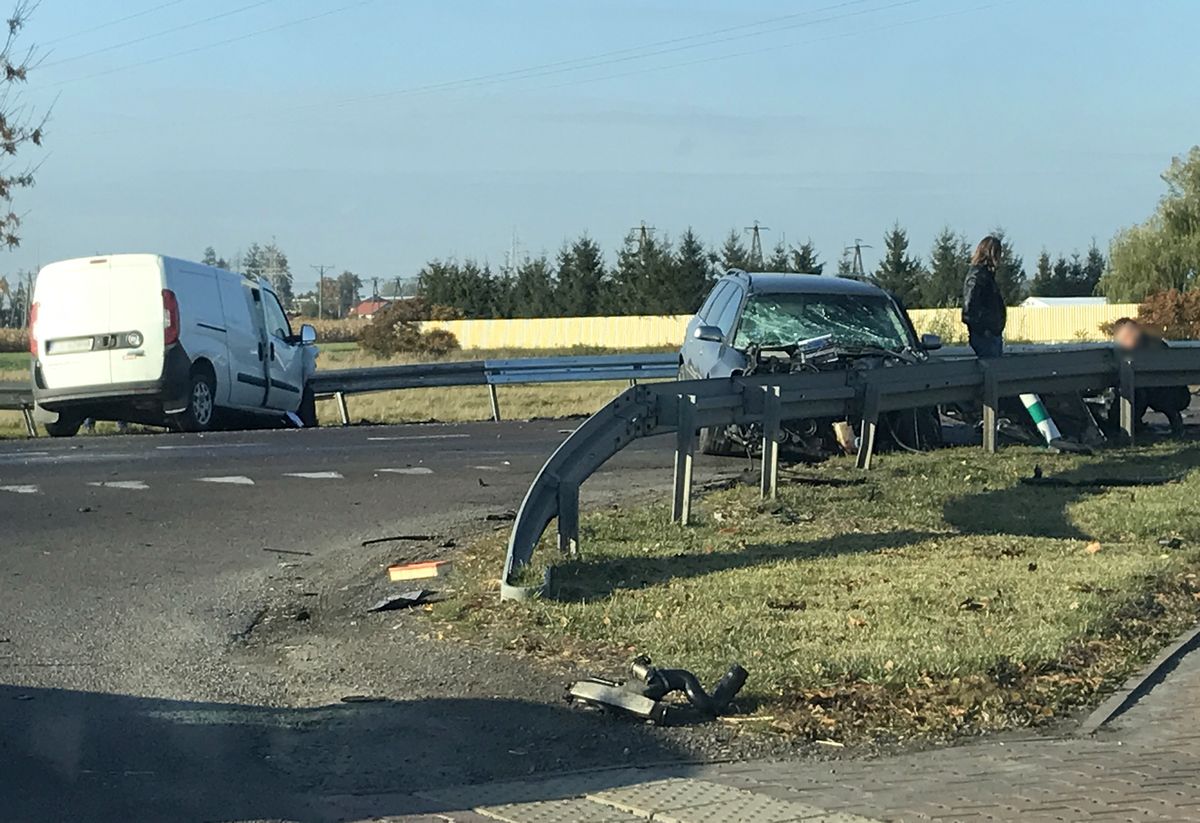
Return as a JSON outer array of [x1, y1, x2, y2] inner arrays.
[[349, 298, 391, 319], [1020, 296, 1109, 309]]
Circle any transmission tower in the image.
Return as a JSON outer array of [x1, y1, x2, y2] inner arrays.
[[629, 221, 656, 264], [843, 238, 872, 276], [745, 221, 769, 269]]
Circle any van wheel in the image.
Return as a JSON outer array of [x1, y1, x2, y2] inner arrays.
[[176, 371, 217, 432], [298, 386, 318, 428], [44, 415, 83, 438], [699, 425, 737, 456]]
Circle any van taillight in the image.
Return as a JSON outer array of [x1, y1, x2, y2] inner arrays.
[[162, 289, 180, 345], [28, 301, 38, 355]]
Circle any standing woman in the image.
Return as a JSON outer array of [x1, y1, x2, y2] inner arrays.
[[962, 235, 1006, 358]]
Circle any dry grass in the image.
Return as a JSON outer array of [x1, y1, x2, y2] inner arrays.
[[440, 442, 1200, 745]]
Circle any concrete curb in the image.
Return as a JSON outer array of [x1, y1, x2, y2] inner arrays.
[[1077, 624, 1200, 736]]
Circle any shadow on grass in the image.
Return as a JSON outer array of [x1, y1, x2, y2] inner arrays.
[[551, 529, 937, 602], [943, 443, 1200, 540]]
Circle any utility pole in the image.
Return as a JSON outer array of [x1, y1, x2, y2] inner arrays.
[[310, 264, 335, 319], [745, 221, 769, 269], [843, 239, 872, 276], [504, 227, 524, 277], [371, 277, 380, 300]]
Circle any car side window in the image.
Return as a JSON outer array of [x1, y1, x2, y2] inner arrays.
[[263, 293, 293, 340], [702, 284, 734, 325], [698, 283, 729, 321], [713, 286, 744, 337]]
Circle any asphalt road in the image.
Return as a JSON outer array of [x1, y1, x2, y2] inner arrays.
[[0, 420, 757, 822]]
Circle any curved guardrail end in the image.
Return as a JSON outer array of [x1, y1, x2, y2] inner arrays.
[[499, 567, 552, 602]]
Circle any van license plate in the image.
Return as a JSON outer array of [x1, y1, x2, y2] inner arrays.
[[47, 337, 95, 355]]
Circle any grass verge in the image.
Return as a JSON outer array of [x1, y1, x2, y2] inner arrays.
[[438, 442, 1200, 746]]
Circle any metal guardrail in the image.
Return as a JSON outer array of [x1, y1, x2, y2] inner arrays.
[[499, 346, 1200, 601], [312, 353, 679, 424], [0, 382, 36, 436]]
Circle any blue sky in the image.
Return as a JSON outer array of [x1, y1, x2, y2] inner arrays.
[[13, 0, 1200, 292]]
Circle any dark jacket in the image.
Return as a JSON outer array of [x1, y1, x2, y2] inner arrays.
[[1138, 337, 1191, 415], [961, 265, 1006, 336]]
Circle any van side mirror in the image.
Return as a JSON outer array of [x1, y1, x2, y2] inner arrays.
[[693, 324, 724, 343], [299, 324, 317, 345], [920, 333, 942, 351]]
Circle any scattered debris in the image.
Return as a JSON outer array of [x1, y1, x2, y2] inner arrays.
[[766, 599, 807, 612], [388, 560, 452, 582], [1032, 464, 1043, 479], [958, 597, 986, 611], [815, 738, 845, 748], [477, 478, 488, 487], [1085, 541, 1103, 555], [485, 510, 516, 522], [1028, 562, 1038, 572], [292, 608, 311, 622], [1158, 536, 1185, 550], [263, 547, 313, 557], [77, 506, 93, 513], [439, 538, 457, 549], [340, 695, 385, 704], [361, 534, 435, 547], [567, 655, 748, 725], [367, 590, 432, 612]]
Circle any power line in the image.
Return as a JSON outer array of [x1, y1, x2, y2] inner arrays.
[[43, 1, 193, 46], [42, 0, 284, 69], [310, 0, 908, 113], [40, 0, 374, 89]]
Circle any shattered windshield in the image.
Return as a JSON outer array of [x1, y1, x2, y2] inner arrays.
[[732, 292, 911, 351]]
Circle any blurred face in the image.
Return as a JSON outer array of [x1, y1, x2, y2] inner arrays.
[[1114, 323, 1143, 350]]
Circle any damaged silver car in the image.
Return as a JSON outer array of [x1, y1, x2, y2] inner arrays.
[[679, 270, 944, 459]]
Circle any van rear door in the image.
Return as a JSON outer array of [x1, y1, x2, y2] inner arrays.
[[35, 256, 165, 392]]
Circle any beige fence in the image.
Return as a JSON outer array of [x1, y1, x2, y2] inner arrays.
[[423, 304, 1138, 350]]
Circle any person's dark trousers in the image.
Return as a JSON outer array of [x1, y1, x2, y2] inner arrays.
[[969, 329, 1003, 359]]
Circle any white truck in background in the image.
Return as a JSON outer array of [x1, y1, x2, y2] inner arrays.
[[30, 254, 318, 436]]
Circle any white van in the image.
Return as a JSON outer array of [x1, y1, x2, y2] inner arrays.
[[30, 254, 319, 437]]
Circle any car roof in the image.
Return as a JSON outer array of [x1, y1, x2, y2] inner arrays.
[[724, 271, 890, 298]]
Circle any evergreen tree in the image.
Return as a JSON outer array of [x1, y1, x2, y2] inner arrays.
[[1081, 242, 1106, 295], [416, 259, 458, 309], [244, 241, 294, 308], [766, 240, 791, 272], [669, 228, 714, 313], [924, 228, 970, 307], [872, 223, 925, 305], [610, 232, 675, 314], [992, 229, 1027, 304], [511, 255, 557, 317], [790, 240, 824, 274], [836, 252, 854, 276], [716, 229, 750, 272], [1030, 250, 1057, 296], [555, 235, 606, 316]]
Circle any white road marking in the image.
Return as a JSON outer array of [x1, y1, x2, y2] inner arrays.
[[197, 476, 255, 486], [88, 480, 149, 490], [284, 471, 343, 480], [0, 484, 38, 494], [471, 465, 504, 471], [376, 467, 433, 475], [367, 434, 470, 442], [156, 443, 255, 451]]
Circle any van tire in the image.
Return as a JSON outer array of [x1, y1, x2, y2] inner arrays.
[[298, 386, 318, 428], [176, 370, 217, 432], [44, 415, 83, 438], [699, 425, 737, 456]]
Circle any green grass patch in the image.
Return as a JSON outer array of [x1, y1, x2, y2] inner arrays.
[[440, 442, 1200, 745]]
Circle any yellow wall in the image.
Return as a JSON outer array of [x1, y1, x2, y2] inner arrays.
[[422, 304, 1139, 350]]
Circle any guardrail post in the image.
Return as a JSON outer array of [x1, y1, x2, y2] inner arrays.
[[981, 364, 999, 454], [760, 385, 782, 500], [488, 384, 502, 422], [335, 392, 350, 426], [671, 394, 697, 525], [855, 385, 881, 470], [21, 407, 36, 437], [556, 480, 580, 558], [1119, 357, 1136, 445]]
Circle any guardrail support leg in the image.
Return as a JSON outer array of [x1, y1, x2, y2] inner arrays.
[[1119, 358, 1136, 446], [982, 366, 999, 454], [855, 387, 881, 470], [488, 384, 502, 422], [671, 394, 697, 525], [556, 480, 580, 558], [335, 392, 350, 426], [21, 408, 36, 437], [761, 386, 781, 500]]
